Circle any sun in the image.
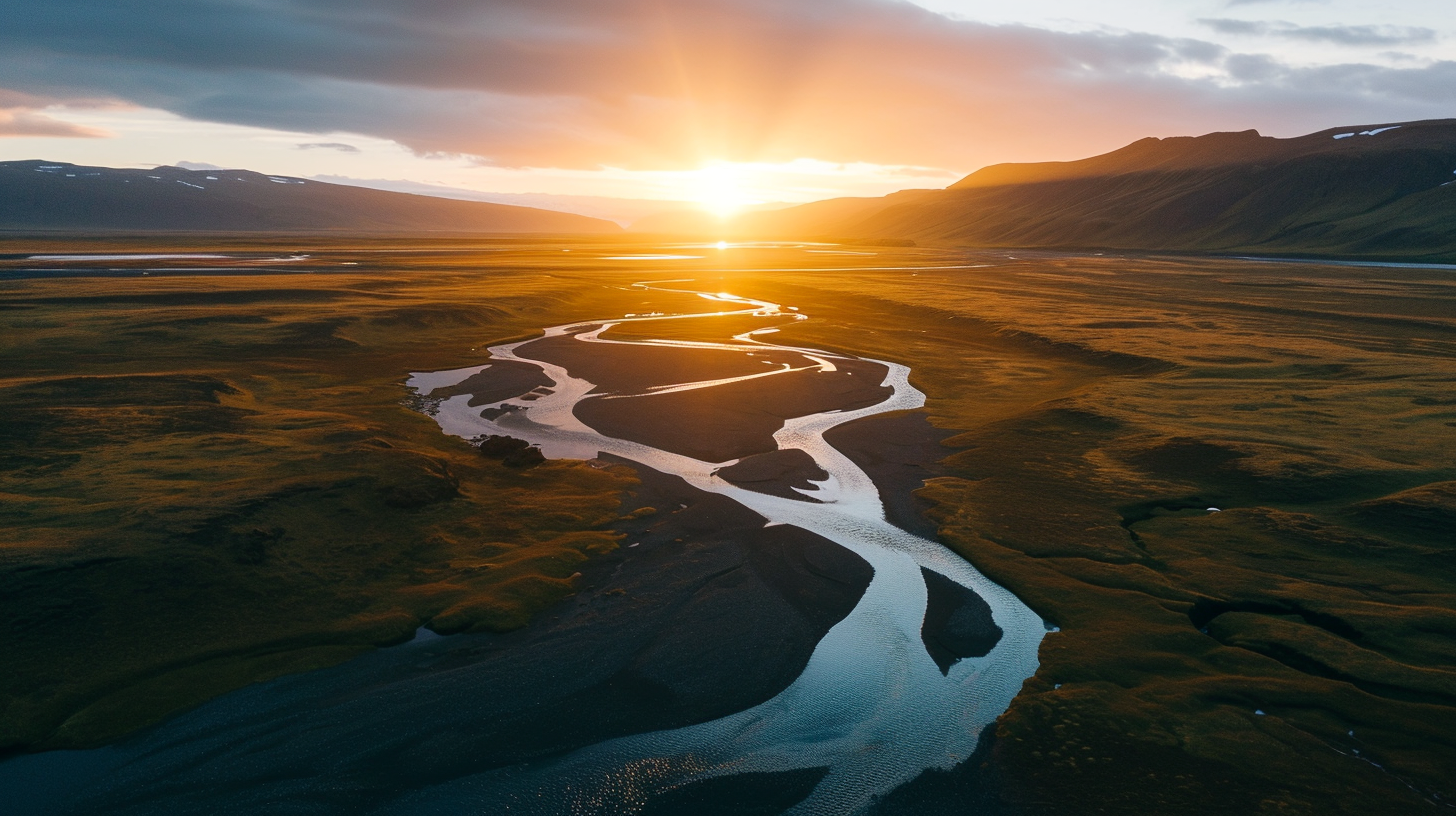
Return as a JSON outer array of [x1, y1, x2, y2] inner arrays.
[[694, 162, 756, 219]]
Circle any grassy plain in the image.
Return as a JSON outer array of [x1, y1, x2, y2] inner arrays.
[[720, 253, 1456, 814], [0, 237, 639, 751], [2, 238, 1454, 813]]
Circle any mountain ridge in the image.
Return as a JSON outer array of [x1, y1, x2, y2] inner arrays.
[[0, 161, 621, 234], [722, 118, 1456, 261]]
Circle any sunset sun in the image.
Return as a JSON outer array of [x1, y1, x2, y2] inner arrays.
[[692, 162, 757, 218]]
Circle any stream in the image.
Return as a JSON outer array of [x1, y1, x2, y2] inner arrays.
[[401, 280, 1045, 814]]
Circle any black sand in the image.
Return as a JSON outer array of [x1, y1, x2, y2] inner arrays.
[[577, 363, 891, 462], [2, 459, 876, 814], [714, 448, 829, 501], [823, 410, 956, 538]]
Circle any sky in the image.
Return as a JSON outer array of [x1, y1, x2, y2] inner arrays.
[[1, 0, 1452, 217]]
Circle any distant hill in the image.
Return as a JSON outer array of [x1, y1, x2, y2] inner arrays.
[[728, 119, 1456, 261], [0, 161, 621, 234]]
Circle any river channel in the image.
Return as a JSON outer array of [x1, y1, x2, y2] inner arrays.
[[401, 280, 1045, 813]]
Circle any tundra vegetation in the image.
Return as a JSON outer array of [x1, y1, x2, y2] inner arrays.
[[2, 237, 1453, 813]]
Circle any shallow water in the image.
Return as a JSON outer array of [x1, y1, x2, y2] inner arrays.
[[406, 280, 1044, 814]]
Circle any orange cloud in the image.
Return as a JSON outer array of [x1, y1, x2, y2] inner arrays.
[[0, 88, 115, 137], [0, 90, 108, 137], [0, 108, 107, 138]]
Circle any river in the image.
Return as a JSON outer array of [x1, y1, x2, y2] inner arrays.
[[399, 280, 1045, 813]]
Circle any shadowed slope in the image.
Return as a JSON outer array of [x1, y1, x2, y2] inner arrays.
[[0, 162, 621, 234], [731, 119, 1456, 260]]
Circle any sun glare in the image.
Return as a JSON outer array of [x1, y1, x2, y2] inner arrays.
[[694, 162, 757, 218]]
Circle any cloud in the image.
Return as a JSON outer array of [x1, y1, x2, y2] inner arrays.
[[1199, 19, 1438, 46], [1202, 19, 1266, 36], [297, 142, 360, 152], [0, 107, 107, 137], [0, 87, 111, 137], [0, 1, 1451, 171], [1223, 0, 1337, 7]]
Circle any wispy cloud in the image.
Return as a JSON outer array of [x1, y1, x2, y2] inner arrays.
[[0, 108, 108, 137], [1224, 0, 1329, 6], [0, 89, 109, 138], [297, 142, 360, 153], [1199, 19, 1437, 46]]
